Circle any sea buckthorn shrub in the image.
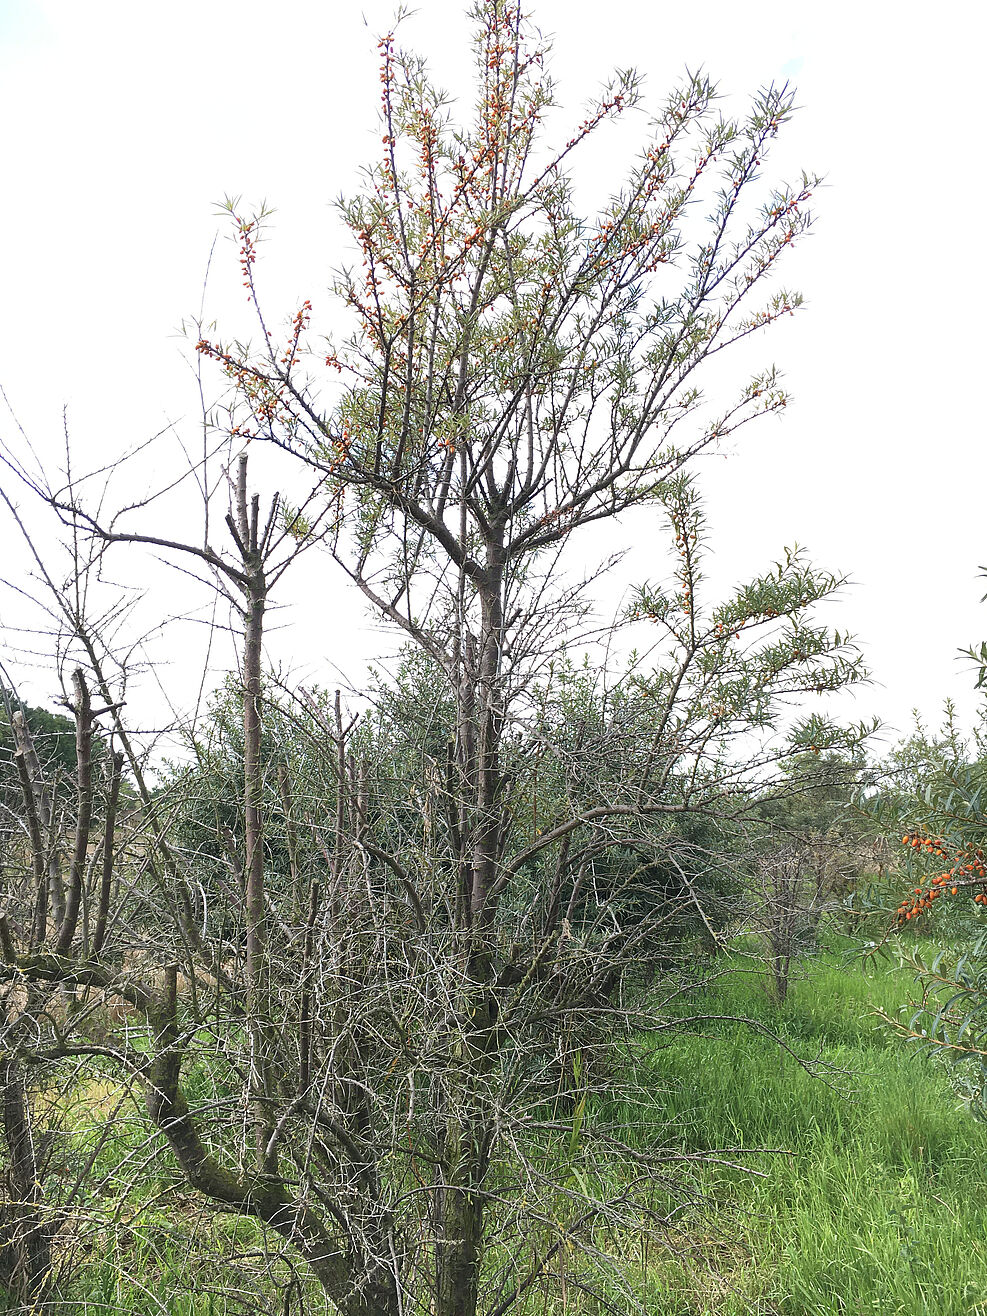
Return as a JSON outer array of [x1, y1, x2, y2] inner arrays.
[[876, 712, 987, 1113]]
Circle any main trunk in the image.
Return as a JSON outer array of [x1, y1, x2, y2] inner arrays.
[[436, 541, 506, 1316], [243, 575, 275, 1176], [435, 1184, 484, 1316], [470, 553, 504, 927], [435, 1097, 490, 1316]]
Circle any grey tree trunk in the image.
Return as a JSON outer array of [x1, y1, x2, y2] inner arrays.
[[435, 544, 506, 1316], [0, 1060, 51, 1307]]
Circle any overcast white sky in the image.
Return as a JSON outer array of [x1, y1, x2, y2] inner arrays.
[[1, 0, 985, 748]]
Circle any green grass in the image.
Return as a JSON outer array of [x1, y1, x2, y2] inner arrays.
[[619, 941, 987, 1314]]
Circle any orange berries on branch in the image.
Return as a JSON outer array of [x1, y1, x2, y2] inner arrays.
[[896, 832, 987, 923]]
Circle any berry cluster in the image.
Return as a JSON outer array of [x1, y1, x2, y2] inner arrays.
[[896, 833, 987, 922]]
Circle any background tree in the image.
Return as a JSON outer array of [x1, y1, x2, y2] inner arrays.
[[748, 750, 871, 1001], [863, 695, 987, 1114]]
